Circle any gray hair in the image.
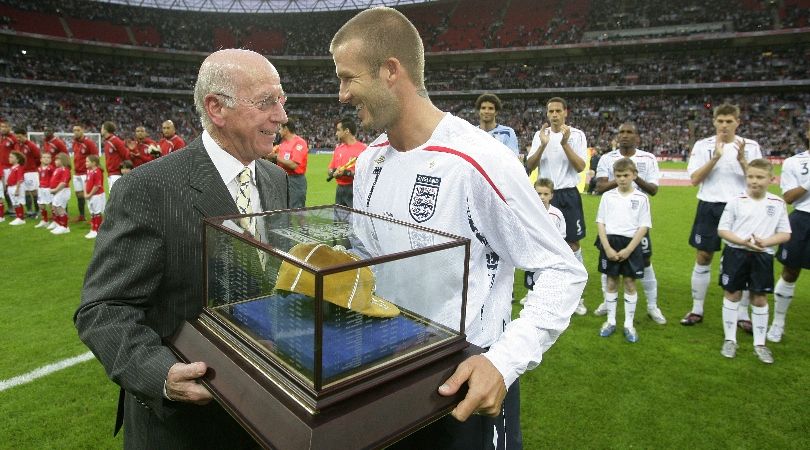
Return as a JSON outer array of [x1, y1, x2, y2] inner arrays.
[[194, 59, 238, 130]]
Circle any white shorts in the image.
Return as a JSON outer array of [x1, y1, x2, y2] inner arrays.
[[73, 174, 87, 194], [7, 186, 24, 206], [52, 189, 71, 208], [38, 187, 53, 204], [108, 174, 121, 190], [23, 172, 39, 191], [88, 193, 106, 215]]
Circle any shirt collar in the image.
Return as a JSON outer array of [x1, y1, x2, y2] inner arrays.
[[202, 130, 256, 186]]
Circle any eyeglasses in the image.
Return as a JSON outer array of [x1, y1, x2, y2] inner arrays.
[[216, 92, 287, 111]]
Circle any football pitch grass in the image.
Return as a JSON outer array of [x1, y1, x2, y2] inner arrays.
[[1, 156, 808, 449]]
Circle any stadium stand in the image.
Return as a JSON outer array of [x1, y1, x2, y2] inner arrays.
[[0, 0, 807, 156]]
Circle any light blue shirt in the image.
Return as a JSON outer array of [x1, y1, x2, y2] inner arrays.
[[486, 124, 519, 156]]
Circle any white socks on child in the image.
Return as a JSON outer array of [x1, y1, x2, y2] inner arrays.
[[691, 263, 711, 315], [624, 293, 638, 328], [752, 304, 769, 346], [605, 291, 618, 325], [722, 298, 738, 342]]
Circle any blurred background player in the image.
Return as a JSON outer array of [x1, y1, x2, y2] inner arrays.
[[521, 178, 567, 304], [83, 154, 105, 239], [71, 124, 99, 222], [101, 121, 130, 189], [594, 123, 666, 324], [595, 158, 651, 343], [682, 104, 762, 327], [41, 126, 68, 159], [0, 119, 18, 217], [716, 159, 790, 363], [14, 127, 41, 218], [158, 119, 186, 155], [6, 150, 26, 225], [770, 128, 810, 343], [127, 125, 158, 167], [476, 93, 520, 158], [35, 152, 54, 228], [49, 152, 72, 234], [272, 117, 308, 208], [328, 117, 366, 207], [526, 97, 589, 315]]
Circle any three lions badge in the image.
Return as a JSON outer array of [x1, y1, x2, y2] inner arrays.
[[409, 175, 441, 223]]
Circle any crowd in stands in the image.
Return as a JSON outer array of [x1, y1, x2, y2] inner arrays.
[[0, 0, 806, 55], [2, 45, 807, 93], [3, 86, 806, 158]]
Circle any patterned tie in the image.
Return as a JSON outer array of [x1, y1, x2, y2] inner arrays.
[[236, 167, 255, 236], [236, 166, 266, 268]]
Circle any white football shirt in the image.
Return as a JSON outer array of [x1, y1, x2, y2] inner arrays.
[[718, 192, 791, 254], [780, 150, 810, 213], [353, 113, 587, 387], [596, 148, 660, 188], [687, 136, 762, 203], [596, 188, 652, 238], [528, 126, 588, 189]]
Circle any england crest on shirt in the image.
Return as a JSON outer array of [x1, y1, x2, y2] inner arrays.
[[766, 205, 776, 217], [409, 174, 441, 223]]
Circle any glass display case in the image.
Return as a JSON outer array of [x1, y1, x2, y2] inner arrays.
[[168, 205, 478, 449]]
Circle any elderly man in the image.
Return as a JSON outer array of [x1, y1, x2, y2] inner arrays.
[[331, 8, 586, 449], [75, 49, 289, 449]]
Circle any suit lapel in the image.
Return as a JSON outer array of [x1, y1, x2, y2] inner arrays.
[[256, 160, 284, 212], [187, 139, 239, 218]]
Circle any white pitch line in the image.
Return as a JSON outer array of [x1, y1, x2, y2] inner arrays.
[[0, 351, 95, 392]]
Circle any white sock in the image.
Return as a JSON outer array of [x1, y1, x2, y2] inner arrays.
[[641, 265, 658, 309], [574, 248, 584, 265], [624, 292, 638, 329], [605, 291, 618, 326], [773, 278, 796, 327], [722, 298, 738, 343], [690, 263, 711, 315], [738, 291, 751, 321], [752, 304, 769, 346]]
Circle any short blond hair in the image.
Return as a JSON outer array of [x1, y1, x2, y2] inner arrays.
[[613, 157, 638, 174], [713, 103, 740, 119], [330, 7, 425, 90]]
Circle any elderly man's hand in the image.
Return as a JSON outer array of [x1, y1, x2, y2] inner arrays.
[[438, 355, 506, 421], [165, 362, 213, 405]]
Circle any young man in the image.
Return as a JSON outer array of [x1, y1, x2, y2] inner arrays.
[[682, 103, 762, 326], [101, 121, 130, 189], [594, 123, 665, 324], [328, 117, 366, 207], [717, 159, 791, 363], [14, 127, 41, 218], [526, 97, 589, 315], [158, 119, 186, 155], [271, 118, 308, 208], [0, 120, 18, 216], [41, 126, 68, 159], [71, 124, 99, 222], [770, 134, 810, 342], [476, 93, 519, 157], [595, 158, 651, 343], [331, 8, 586, 449], [127, 125, 159, 167]]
